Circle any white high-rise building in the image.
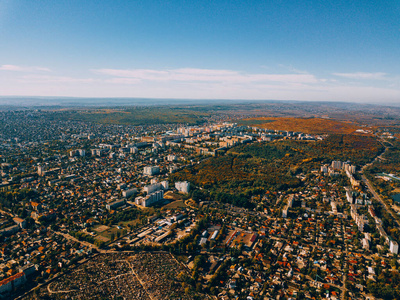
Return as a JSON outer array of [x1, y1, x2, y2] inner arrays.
[[390, 240, 399, 254], [37, 165, 46, 176], [175, 181, 190, 194], [167, 155, 177, 162], [350, 165, 356, 174], [143, 166, 160, 176], [135, 190, 164, 207], [161, 180, 169, 190], [143, 183, 162, 194], [122, 188, 137, 198], [130, 147, 138, 154], [70, 149, 85, 157], [331, 161, 342, 170]]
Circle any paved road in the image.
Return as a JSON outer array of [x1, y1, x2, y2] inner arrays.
[[361, 174, 400, 228], [0, 208, 15, 218], [361, 142, 400, 228], [53, 231, 111, 253], [47, 282, 78, 294]]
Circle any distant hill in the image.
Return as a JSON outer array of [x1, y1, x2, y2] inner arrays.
[[239, 117, 364, 135]]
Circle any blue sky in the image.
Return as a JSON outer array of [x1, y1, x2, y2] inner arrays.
[[0, 0, 399, 103]]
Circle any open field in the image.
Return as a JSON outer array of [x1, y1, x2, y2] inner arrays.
[[121, 219, 142, 227], [164, 191, 186, 201], [97, 227, 125, 240], [162, 200, 187, 209], [92, 225, 110, 233], [94, 235, 109, 242]]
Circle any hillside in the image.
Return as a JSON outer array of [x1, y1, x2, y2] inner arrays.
[[239, 117, 364, 135]]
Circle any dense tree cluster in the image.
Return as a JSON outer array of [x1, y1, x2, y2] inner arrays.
[[367, 271, 400, 299], [232, 134, 383, 168], [0, 188, 38, 213], [365, 140, 400, 200], [171, 134, 382, 208], [62, 107, 208, 125]]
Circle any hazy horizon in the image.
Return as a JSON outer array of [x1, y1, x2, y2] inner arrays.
[[0, 96, 400, 109]]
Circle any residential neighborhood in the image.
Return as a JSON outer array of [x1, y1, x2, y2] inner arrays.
[[0, 109, 399, 299]]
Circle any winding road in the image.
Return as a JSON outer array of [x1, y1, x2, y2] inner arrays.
[[361, 141, 400, 228]]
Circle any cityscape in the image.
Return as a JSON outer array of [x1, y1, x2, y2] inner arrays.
[[0, 104, 399, 299]]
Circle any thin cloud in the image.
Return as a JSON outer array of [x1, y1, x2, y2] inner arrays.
[[2, 66, 398, 103], [20, 75, 95, 83], [332, 72, 386, 80], [93, 68, 320, 84], [0, 64, 51, 72], [278, 64, 309, 74], [105, 77, 142, 84]]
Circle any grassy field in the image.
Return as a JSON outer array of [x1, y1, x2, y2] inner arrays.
[[92, 224, 109, 233], [121, 219, 142, 227], [164, 191, 186, 200], [162, 200, 187, 209], [96, 227, 125, 240]]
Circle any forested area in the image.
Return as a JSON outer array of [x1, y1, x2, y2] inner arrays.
[[59, 107, 209, 125], [171, 153, 301, 208], [0, 188, 38, 217], [231, 134, 383, 168], [364, 140, 400, 201], [240, 117, 361, 135], [171, 134, 383, 208], [367, 269, 400, 299]]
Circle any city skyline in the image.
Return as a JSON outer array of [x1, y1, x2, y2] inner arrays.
[[0, 0, 399, 103]]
